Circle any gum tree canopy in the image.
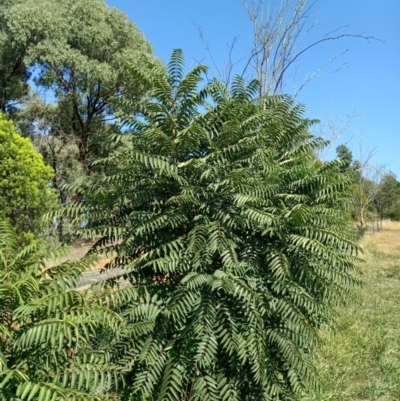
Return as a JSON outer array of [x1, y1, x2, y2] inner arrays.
[[1, 0, 161, 241], [6, 0, 160, 167]]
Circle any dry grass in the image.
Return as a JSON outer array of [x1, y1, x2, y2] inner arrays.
[[305, 222, 400, 401]]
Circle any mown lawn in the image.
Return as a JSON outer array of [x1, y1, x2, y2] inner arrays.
[[306, 222, 400, 401]]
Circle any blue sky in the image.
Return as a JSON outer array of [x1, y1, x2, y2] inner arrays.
[[107, 0, 400, 175]]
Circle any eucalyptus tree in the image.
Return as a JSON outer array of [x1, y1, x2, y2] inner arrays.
[[63, 50, 360, 400], [3, 0, 160, 242], [8, 0, 160, 167], [0, 0, 31, 113]]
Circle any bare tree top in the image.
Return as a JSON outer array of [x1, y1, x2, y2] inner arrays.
[[194, 0, 384, 97]]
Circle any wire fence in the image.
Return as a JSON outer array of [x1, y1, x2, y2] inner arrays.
[[365, 218, 390, 234]]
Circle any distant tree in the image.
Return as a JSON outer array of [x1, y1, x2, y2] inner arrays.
[[65, 51, 360, 401], [388, 199, 400, 221], [375, 173, 400, 219], [352, 174, 378, 228], [0, 113, 56, 240], [336, 144, 353, 173], [336, 142, 385, 228]]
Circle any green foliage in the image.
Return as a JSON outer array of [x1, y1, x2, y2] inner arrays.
[[2, 0, 161, 242], [375, 173, 400, 220], [0, 220, 128, 400], [8, 0, 160, 166], [335, 145, 353, 173], [388, 199, 400, 221], [0, 0, 30, 113], [64, 50, 361, 400], [0, 113, 56, 239]]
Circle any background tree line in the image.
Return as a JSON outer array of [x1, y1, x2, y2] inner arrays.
[[336, 144, 400, 228]]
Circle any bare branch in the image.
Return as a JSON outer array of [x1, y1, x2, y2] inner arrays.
[[241, 0, 385, 97], [190, 19, 224, 82], [190, 0, 384, 98], [273, 31, 385, 94], [316, 109, 362, 161], [190, 19, 247, 87], [293, 48, 350, 97]]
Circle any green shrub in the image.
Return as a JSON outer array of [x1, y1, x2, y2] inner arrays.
[[0, 113, 56, 239], [64, 50, 360, 401]]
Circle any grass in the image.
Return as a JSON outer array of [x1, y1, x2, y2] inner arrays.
[[305, 221, 400, 401]]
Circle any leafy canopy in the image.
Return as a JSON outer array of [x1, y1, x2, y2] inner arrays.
[[63, 50, 361, 401], [2, 0, 161, 242], [8, 0, 161, 165], [375, 173, 400, 220], [0, 0, 30, 113]]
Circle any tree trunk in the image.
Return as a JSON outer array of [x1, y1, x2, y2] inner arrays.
[[357, 206, 366, 228]]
